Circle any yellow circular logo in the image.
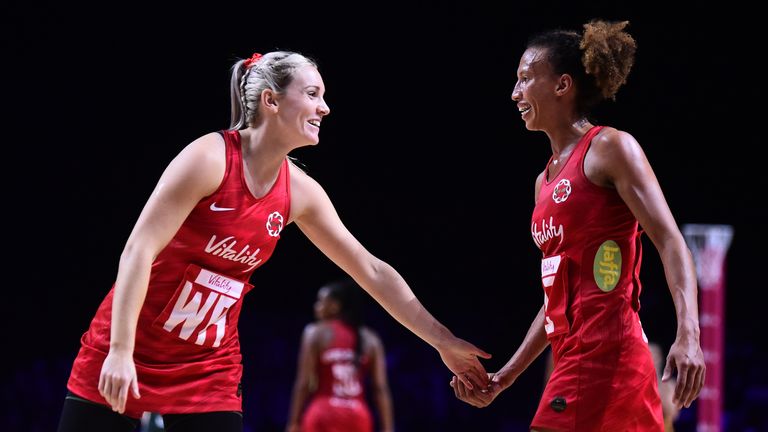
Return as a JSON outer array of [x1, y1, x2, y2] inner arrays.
[[593, 240, 621, 292]]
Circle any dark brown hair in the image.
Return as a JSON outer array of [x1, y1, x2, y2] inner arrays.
[[527, 20, 636, 116]]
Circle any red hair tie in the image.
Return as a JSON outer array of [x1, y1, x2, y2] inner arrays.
[[243, 53, 263, 68]]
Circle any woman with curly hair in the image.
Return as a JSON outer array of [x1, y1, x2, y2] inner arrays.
[[451, 20, 705, 431]]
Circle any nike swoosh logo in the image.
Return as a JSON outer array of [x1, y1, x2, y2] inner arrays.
[[210, 202, 236, 212]]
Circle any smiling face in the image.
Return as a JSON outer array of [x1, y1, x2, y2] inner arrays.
[[511, 47, 561, 132], [274, 65, 330, 146]]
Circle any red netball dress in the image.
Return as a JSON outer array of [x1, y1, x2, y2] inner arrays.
[[67, 130, 291, 418], [530, 126, 664, 431], [301, 320, 373, 432]]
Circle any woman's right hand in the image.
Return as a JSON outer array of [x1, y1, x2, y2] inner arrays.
[[98, 348, 141, 414], [436, 336, 492, 390]]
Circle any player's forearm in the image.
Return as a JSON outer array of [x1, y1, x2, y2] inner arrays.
[[287, 368, 315, 426], [374, 387, 394, 432], [659, 240, 700, 338], [496, 305, 549, 388], [109, 244, 154, 352], [357, 260, 453, 349]]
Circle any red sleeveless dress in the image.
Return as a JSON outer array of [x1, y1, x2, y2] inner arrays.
[[530, 126, 663, 431], [67, 130, 291, 417], [302, 320, 373, 432]]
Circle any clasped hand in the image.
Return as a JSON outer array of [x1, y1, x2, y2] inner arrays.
[[450, 373, 505, 408]]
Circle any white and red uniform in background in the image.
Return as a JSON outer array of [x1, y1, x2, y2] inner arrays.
[[301, 320, 372, 432]]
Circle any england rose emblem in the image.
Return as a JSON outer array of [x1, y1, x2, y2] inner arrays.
[[552, 179, 571, 204], [266, 211, 284, 237]]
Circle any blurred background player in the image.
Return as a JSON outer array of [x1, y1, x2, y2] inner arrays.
[[286, 278, 394, 432]]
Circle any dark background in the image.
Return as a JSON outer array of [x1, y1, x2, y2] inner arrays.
[[5, 1, 765, 431]]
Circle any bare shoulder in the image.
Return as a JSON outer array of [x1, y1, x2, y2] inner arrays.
[[304, 321, 319, 333], [591, 127, 643, 159], [184, 132, 227, 165], [303, 322, 320, 338], [288, 160, 328, 223], [151, 132, 227, 200], [302, 322, 330, 345], [361, 326, 383, 351], [586, 127, 646, 186], [311, 321, 337, 337], [171, 132, 227, 176], [288, 160, 321, 194]]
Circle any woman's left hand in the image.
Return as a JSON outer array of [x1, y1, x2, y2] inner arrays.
[[663, 336, 706, 409]]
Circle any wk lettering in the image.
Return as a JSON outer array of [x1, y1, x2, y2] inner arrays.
[[163, 282, 237, 348]]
